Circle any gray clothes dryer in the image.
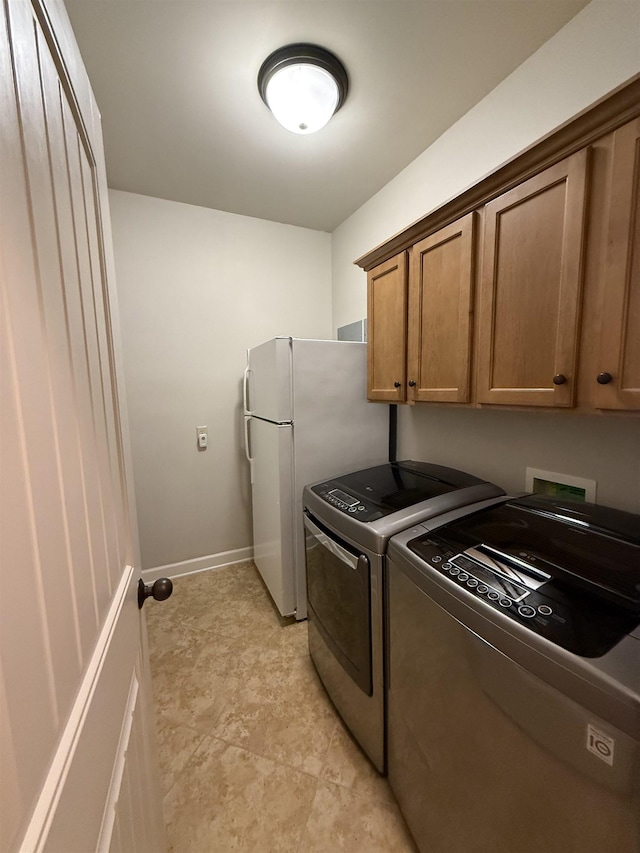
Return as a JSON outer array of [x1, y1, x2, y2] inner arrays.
[[302, 460, 505, 773]]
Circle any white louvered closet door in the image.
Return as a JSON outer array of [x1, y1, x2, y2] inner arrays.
[[0, 1, 165, 850]]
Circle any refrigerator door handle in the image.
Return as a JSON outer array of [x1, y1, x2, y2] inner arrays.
[[243, 365, 251, 415], [243, 415, 254, 484]]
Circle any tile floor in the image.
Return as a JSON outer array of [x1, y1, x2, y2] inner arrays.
[[145, 561, 418, 852]]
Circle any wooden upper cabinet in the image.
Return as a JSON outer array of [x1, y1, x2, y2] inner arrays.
[[367, 252, 408, 401], [594, 118, 640, 410], [407, 213, 475, 403], [477, 150, 589, 407]]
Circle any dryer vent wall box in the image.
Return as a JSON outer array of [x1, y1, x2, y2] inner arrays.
[[525, 467, 596, 503]]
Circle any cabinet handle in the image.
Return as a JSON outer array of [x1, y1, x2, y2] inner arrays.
[[552, 374, 567, 385], [596, 372, 613, 385], [394, 381, 401, 388], [408, 379, 416, 387]]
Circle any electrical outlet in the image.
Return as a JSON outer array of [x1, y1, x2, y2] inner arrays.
[[196, 426, 208, 450]]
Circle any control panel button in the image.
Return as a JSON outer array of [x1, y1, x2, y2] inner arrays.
[[432, 556, 442, 563], [458, 573, 469, 582], [499, 598, 512, 608], [442, 562, 452, 570], [538, 604, 553, 616], [487, 591, 500, 601], [477, 585, 488, 595], [348, 507, 357, 513], [449, 567, 460, 576], [466, 578, 478, 588], [518, 605, 536, 619]]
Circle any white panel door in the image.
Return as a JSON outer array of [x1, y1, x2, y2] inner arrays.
[[0, 1, 165, 850]]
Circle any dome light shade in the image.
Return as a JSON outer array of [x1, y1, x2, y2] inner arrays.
[[258, 44, 348, 135]]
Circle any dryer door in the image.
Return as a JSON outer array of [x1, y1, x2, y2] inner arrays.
[[304, 512, 372, 695]]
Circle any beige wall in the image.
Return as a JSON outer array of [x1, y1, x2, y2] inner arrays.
[[331, 0, 640, 514], [398, 408, 640, 514], [110, 190, 332, 570]]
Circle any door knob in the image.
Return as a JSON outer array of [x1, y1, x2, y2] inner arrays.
[[138, 577, 173, 609], [552, 374, 567, 385], [596, 372, 613, 385]]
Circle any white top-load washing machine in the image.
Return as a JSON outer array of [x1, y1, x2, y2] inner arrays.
[[302, 460, 505, 773], [386, 494, 640, 853]]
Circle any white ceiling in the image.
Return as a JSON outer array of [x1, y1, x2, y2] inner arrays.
[[65, 0, 590, 232]]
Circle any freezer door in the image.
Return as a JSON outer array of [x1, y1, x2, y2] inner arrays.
[[250, 416, 296, 616], [246, 337, 292, 422]]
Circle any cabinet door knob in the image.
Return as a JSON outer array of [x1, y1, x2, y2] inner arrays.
[[596, 372, 613, 385], [408, 379, 416, 387], [552, 374, 567, 385], [394, 381, 401, 388]]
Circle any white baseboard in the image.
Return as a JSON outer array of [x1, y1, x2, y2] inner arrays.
[[141, 547, 254, 582]]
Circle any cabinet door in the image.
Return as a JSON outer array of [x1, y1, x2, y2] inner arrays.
[[594, 118, 640, 410], [367, 252, 408, 401], [407, 213, 475, 403], [477, 151, 589, 407]]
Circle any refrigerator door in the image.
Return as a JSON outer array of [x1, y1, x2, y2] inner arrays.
[[246, 337, 389, 621], [246, 337, 292, 423], [249, 416, 296, 616]]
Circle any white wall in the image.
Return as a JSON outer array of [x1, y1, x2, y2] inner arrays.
[[110, 190, 332, 570], [331, 0, 640, 513]]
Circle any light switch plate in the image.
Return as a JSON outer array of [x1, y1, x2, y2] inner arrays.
[[196, 426, 208, 450]]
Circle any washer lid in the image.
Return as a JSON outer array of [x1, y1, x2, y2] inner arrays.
[[311, 460, 493, 521]]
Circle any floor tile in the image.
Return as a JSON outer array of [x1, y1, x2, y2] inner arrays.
[[163, 736, 317, 853], [148, 564, 281, 645], [212, 643, 338, 777], [151, 630, 244, 733], [298, 781, 418, 853], [148, 562, 417, 853], [155, 717, 205, 796], [321, 719, 395, 805]]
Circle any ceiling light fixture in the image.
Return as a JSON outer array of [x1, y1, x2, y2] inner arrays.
[[258, 43, 348, 135]]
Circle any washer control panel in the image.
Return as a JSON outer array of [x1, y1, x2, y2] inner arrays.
[[441, 552, 557, 621], [407, 535, 637, 658]]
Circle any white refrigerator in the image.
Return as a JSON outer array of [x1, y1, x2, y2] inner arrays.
[[243, 337, 389, 620]]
